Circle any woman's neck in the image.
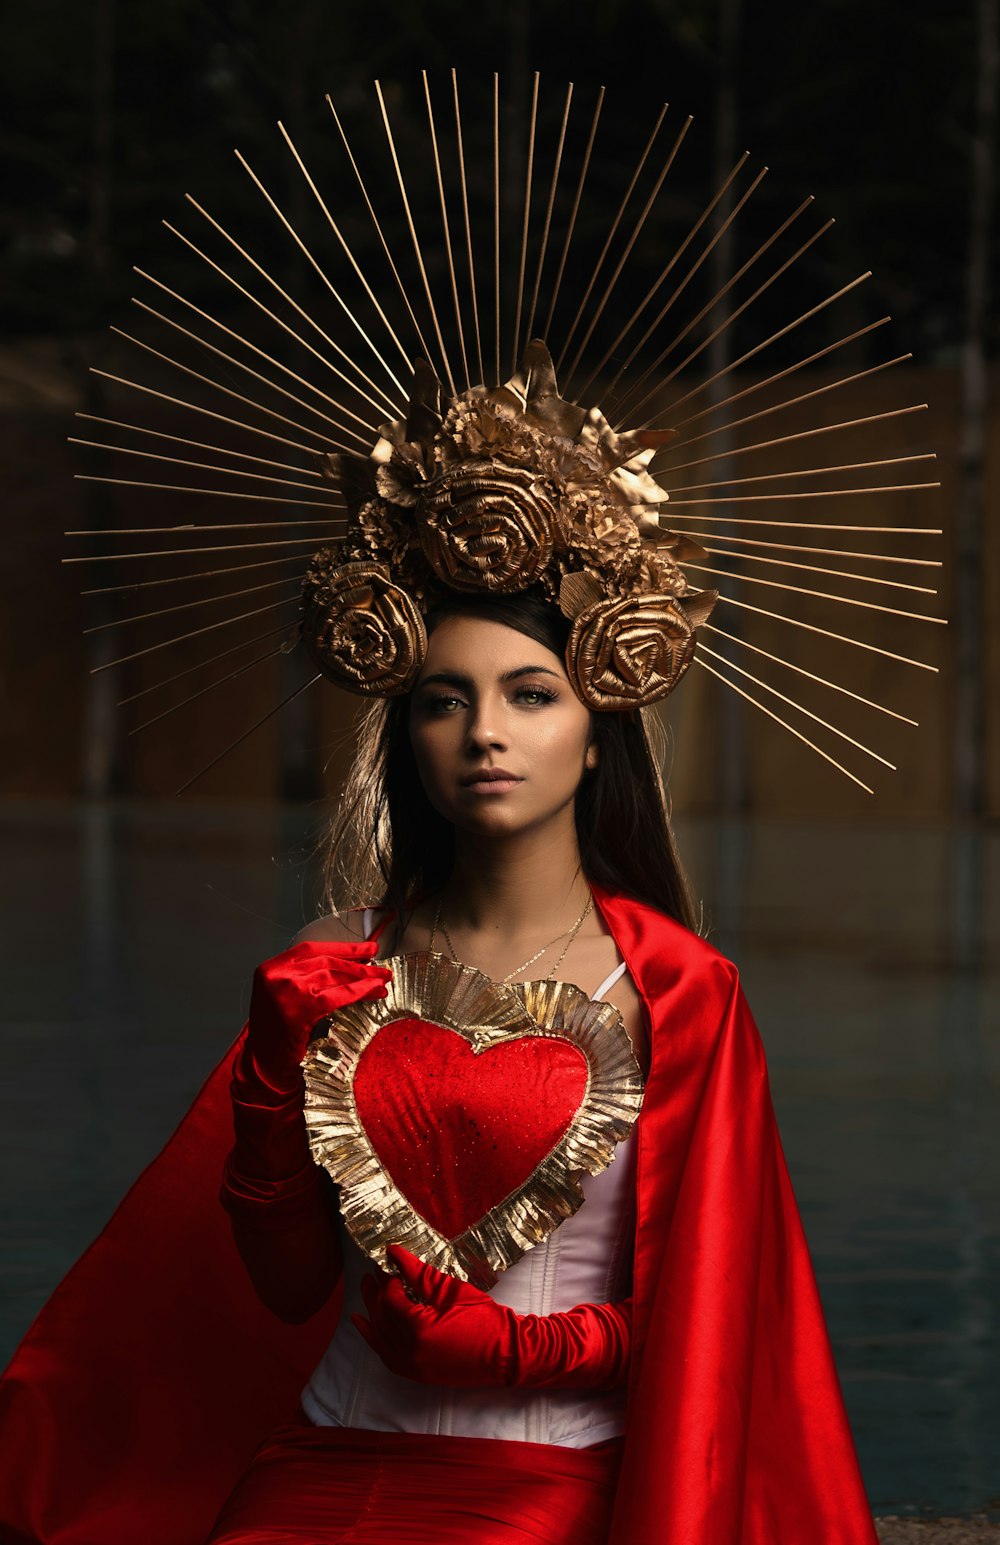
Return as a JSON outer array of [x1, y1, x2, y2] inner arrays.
[[439, 819, 591, 942]]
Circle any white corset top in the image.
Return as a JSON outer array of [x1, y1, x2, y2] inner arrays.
[[301, 910, 638, 1448]]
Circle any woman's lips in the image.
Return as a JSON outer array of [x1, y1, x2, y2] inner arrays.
[[460, 773, 524, 794]]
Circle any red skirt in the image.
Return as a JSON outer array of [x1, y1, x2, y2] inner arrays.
[[206, 1409, 624, 1544]]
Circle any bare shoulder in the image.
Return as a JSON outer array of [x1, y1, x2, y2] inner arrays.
[[292, 907, 378, 945]]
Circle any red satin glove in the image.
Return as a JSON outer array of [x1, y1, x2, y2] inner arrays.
[[353, 1245, 631, 1391], [243, 939, 393, 1099], [225, 939, 392, 1182], [221, 940, 391, 1321]]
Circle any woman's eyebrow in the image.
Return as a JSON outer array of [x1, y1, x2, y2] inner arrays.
[[416, 666, 562, 688], [499, 666, 561, 683], [415, 672, 472, 688]]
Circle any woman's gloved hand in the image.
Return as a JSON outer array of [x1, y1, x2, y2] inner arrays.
[[222, 939, 392, 1322], [353, 1244, 631, 1391], [228, 938, 392, 1182], [244, 939, 393, 1098]]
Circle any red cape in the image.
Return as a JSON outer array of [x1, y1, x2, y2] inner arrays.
[[0, 886, 878, 1544]]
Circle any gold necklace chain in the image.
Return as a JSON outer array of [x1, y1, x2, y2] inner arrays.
[[429, 894, 594, 985]]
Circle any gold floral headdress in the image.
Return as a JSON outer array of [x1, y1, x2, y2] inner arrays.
[[67, 73, 943, 793], [301, 341, 717, 709]]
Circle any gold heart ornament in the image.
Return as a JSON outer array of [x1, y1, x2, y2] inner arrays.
[[301, 952, 644, 1289]]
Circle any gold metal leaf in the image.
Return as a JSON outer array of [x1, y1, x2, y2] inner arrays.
[[559, 569, 605, 619]]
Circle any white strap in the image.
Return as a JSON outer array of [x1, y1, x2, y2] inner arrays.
[[592, 959, 628, 1002], [361, 906, 375, 941]]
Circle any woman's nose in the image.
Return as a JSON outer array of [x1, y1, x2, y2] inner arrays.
[[464, 700, 506, 751]]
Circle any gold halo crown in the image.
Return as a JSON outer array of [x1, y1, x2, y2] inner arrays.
[[301, 339, 717, 709], [67, 73, 944, 795]]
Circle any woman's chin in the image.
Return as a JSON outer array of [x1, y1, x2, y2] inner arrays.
[[453, 811, 530, 838]]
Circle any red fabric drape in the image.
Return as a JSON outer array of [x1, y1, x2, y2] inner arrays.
[[204, 1415, 623, 1544], [0, 887, 878, 1544], [596, 890, 878, 1543]]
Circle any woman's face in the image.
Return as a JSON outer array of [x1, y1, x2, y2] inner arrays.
[[408, 613, 597, 839]]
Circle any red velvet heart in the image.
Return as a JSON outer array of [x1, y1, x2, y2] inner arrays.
[[352, 1017, 590, 1240]]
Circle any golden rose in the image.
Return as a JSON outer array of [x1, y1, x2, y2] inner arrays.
[[301, 553, 426, 697], [416, 461, 555, 592], [560, 494, 644, 593], [346, 498, 414, 569], [566, 591, 709, 710]]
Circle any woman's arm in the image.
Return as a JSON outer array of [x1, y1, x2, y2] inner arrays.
[[355, 1245, 632, 1390], [220, 928, 391, 1323], [221, 1054, 343, 1325]]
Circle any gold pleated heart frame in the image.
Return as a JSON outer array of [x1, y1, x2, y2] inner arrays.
[[301, 951, 644, 1289]]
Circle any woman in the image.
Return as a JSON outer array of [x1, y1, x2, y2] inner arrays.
[[206, 592, 648, 1540], [0, 353, 880, 1545], [207, 585, 876, 1543]]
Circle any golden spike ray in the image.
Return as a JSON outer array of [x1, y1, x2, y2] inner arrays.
[[175, 672, 323, 796], [64, 535, 336, 564], [697, 642, 895, 768], [167, 207, 402, 417], [85, 575, 304, 634], [646, 272, 873, 424], [693, 655, 875, 793], [658, 513, 942, 534], [682, 560, 946, 623], [695, 544, 937, 594], [88, 368, 327, 454], [667, 480, 938, 505], [563, 115, 702, 389], [666, 451, 934, 492], [129, 641, 290, 735], [326, 95, 438, 371], [133, 286, 372, 445], [75, 413, 324, 478], [600, 193, 813, 399], [104, 329, 340, 444], [375, 78, 455, 394], [276, 121, 413, 383], [622, 217, 837, 423], [543, 85, 605, 339], [118, 310, 361, 451], [493, 73, 501, 384], [451, 69, 485, 386], [667, 359, 918, 460], [90, 594, 304, 676], [512, 71, 540, 372], [68, 520, 342, 536], [422, 71, 469, 390], [672, 528, 942, 568], [525, 81, 574, 348], [228, 155, 405, 409], [657, 403, 935, 474], [673, 327, 896, 435], [83, 552, 317, 599], [556, 100, 669, 373], [710, 593, 939, 669], [69, 437, 344, 498], [581, 157, 766, 402], [118, 621, 297, 706], [704, 624, 918, 724], [74, 474, 347, 511]]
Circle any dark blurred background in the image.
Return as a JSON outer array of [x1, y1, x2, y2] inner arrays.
[[1, 0, 998, 1524]]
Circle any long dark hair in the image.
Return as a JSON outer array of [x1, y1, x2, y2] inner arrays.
[[318, 590, 699, 932]]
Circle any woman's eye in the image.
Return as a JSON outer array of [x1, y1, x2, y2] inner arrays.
[[515, 686, 557, 705], [426, 694, 465, 713]]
